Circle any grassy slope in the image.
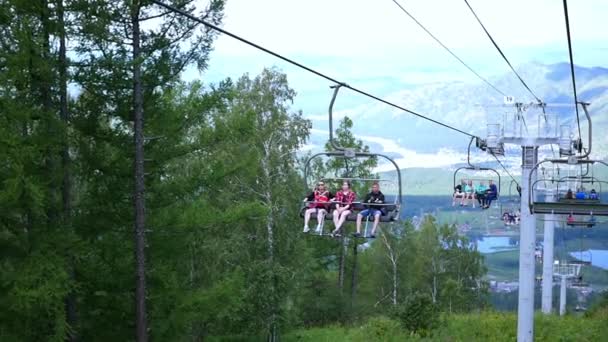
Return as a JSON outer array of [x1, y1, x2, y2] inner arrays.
[[282, 312, 608, 341]]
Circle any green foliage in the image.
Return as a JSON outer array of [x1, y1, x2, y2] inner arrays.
[[355, 316, 410, 341], [391, 292, 438, 336], [284, 312, 608, 341]]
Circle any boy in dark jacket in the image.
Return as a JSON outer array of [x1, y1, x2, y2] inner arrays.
[[354, 182, 385, 238]]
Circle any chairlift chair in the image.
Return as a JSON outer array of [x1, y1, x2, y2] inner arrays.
[[452, 137, 502, 209], [300, 84, 403, 236], [529, 159, 608, 216]]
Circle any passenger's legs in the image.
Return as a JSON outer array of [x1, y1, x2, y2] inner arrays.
[[332, 209, 340, 230], [315, 209, 326, 232], [336, 210, 351, 231], [356, 212, 364, 234], [371, 212, 381, 236], [303, 208, 315, 232], [486, 197, 493, 208]]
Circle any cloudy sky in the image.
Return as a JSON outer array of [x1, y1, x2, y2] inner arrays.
[[185, 0, 608, 171]]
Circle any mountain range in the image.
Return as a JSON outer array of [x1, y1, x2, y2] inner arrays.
[[305, 62, 608, 189]]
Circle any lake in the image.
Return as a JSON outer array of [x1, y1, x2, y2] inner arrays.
[[569, 249, 608, 270]]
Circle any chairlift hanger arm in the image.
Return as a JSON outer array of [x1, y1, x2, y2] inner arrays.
[[303, 151, 403, 204], [577, 102, 592, 159]]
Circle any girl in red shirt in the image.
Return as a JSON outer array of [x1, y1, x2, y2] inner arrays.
[[303, 182, 332, 233], [331, 181, 357, 236]]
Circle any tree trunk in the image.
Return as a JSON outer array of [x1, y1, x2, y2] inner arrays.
[[261, 141, 278, 342], [338, 235, 347, 292], [57, 1, 77, 339], [131, 1, 148, 341], [39, 0, 59, 225], [350, 239, 358, 310], [381, 233, 398, 305]]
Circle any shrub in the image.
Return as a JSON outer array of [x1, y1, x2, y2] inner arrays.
[[391, 292, 439, 336]]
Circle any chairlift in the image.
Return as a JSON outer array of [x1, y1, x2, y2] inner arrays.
[[571, 274, 589, 288], [529, 159, 608, 216], [300, 84, 403, 236], [452, 137, 501, 209]]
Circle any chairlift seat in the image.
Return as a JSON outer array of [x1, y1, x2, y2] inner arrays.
[[569, 260, 592, 266], [558, 198, 600, 204], [300, 204, 399, 223], [566, 221, 596, 228], [571, 282, 589, 288], [531, 201, 608, 216]]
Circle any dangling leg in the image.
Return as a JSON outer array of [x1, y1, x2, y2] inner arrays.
[[370, 212, 381, 237], [315, 209, 326, 234], [303, 208, 314, 232], [337, 210, 351, 233], [354, 211, 364, 237], [332, 209, 341, 235], [332, 209, 340, 227]]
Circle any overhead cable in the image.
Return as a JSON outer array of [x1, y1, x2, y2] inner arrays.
[[490, 151, 520, 189], [463, 0, 543, 104], [150, 0, 479, 138], [561, 0, 583, 140], [390, 0, 507, 97]]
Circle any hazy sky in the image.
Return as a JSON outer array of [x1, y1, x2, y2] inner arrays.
[[200, 0, 606, 85], [182, 0, 607, 170]]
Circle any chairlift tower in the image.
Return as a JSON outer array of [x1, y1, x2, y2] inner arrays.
[[485, 98, 578, 342], [541, 186, 556, 314], [553, 262, 582, 316]]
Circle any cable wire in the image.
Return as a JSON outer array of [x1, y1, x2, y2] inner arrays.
[[389, 0, 507, 97], [561, 0, 583, 140], [463, 0, 543, 104], [150, 0, 478, 138], [490, 150, 519, 188]]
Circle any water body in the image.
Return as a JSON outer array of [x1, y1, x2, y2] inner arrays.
[[569, 249, 608, 270], [474, 236, 518, 254]]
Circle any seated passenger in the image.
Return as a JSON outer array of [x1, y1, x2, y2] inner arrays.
[[587, 215, 596, 228], [452, 179, 466, 206], [475, 182, 488, 209], [303, 182, 332, 233], [485, 180, 498, 209], [463, 180, 476, 207], [567, 214, 575, 225], [331, 181, 356, 237], [354, 182, 385, 238], [575, 188, 587, 200], [506, 212, 516, 225], [589, 189, 599, 200], [565, 189, 574, 200]]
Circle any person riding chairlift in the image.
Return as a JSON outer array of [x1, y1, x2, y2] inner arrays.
[[354, 182, 385, 239], [475, 181, 488, 209], [303, 182, 332, 234], [484, 180, 498, 209], [331, 181, 356, 237], [589, 189, 599, 200], [567, 214, 575, 225], [575, 187, 587, 200], [462, 180, 476, 207], [452, 179, 466, 206]]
